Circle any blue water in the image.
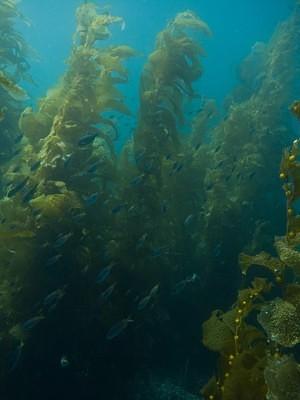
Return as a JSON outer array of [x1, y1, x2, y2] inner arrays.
[[20, 0, 291, 108]]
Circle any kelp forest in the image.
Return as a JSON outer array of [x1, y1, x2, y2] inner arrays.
[[0, 1, 300, 399]]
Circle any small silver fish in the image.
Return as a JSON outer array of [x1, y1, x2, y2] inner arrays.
[[83, 192, 98, 207], [96, 264, 113, 284], [22, 316, 45, 332], [136, 233, 148, 250], [149, 283, 160, 297], [101, 282, 116, 301], [8, 342, 24, 372], [137, 295, 151, 311], [60, 355, 70, 368], [54, 232, 73, 248], [46, 254, 62, 267], [78, 133, 97, 146], [43, 287, 65, 310], [184, 214, 194, 226], [172, 280, 187, 295], [106, 317, 133, 340]]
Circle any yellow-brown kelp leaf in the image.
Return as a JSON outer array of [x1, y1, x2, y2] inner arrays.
[[219, 352, 267, 400], [239, 251, 285, 277], [30, 191, 81, 220], [172, 10, 212, 36], [201, 376, 220, 400], [202, 310, 235, 354], [75, 3, 124, 47], [275, 236, 300, 276], [290, 100, 300, 119], [257, 298, 300, 347], [0, 71, 28, 101], [109, 45, 138, 59], [284, 284, 300, 311], [18, 107, 52, 143], [0, 230, 35, 239], [264, 355, 300, 400]]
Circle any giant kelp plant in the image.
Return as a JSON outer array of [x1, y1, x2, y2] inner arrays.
[[192, 5, 300, 306], [201, 106, 300, 400], [0, 0, 137, 392], [0, 0, 33, 161]]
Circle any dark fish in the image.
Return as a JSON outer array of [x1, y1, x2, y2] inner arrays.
[[14, 134, 23, 144], [151, 246, 168, 258], [248, 171, 256, 180], [30, 160, 41, 172], [214, 244, 221, 257], [170, 161, 183, 175], [194, 143, 201, 151], [175, 163, 184, 173], [83, 192, 98, 207], [135, 149, 146, 162], [46, 254, 62, 267], [161, 200, 167, 214], [144, 159, 154, 172], [172, 273, 199, 295], [78, 133, 97, 146], [185, 273, 199, 283], [149, 283, 160, 297], [60, 355, 70, 368], [136, 233, 148, 250], [137, 283, 159, 311], [171, 161, 179, 171], [96, 264, 113, 284], [130, 175, 144, 186], [54, 232, 73, 249], [206, 183, 214, 190], [86, 160, 103, 174], [106, 317, 133, 340], [43, 288, 65, 310], [101, 283, 116, 302], [111, 204, 126, 214], [8, 342, 24, 372], [71, 212, 86, 222], [12, 165, 21, 173], [184, 214, 194, 226], [7, 177, 29, 197], [22, 316, 45, 332], [214, 145, 221, 153], [172, 280, 187, 295], [137, 295, 151, 311], [22, 184, 38, 203]]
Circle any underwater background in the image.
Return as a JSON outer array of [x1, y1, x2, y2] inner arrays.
[[1, 0, 300, 399]]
